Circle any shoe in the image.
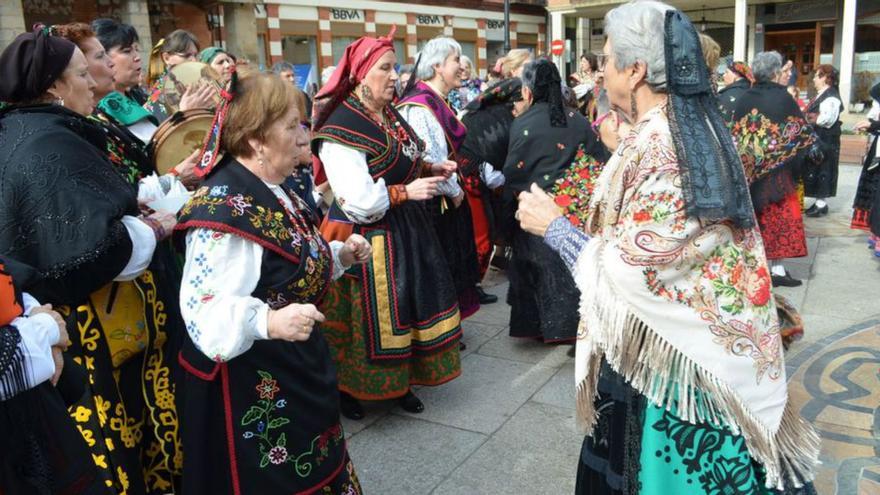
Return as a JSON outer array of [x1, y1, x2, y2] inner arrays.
[[398, 390, 424, 413], [771, 273, 803, 287], [805, 204, 818, 215], [339, 392, 365, 420], [806, 205, 828, 218], [567, 345, 576, 358], [476, 286, 498, 304], [459, 340, 467, 351]]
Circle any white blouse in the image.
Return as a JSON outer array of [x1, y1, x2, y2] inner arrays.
[[319, 141, 391, 224], [815, 88, 842, 129], [0, 293, 62, 400], [180, 183, 348, 362], [116, 215, 157, 281], [398, 105, 463, 198]]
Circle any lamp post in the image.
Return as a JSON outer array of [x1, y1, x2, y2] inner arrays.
[[503, 0, 511, 53]]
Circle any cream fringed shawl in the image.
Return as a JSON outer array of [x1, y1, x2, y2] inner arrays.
[[572, 105, 819, 490]]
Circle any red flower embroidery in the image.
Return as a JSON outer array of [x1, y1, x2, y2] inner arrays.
[[632, 210, 652, 223], [554, 195, 572, 207], [256, 377, 280, 400], [745, 267, 771, 307]]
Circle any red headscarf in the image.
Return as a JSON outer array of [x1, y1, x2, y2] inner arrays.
[[315, 25, 397, 102], [312, 26, 397, 184]]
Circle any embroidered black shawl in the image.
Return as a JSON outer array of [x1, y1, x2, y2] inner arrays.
[[730, 82, 814, 210], [0, 104, 137, 306]]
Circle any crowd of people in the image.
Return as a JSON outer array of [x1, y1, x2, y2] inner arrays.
[[2, 0, 862, 492]]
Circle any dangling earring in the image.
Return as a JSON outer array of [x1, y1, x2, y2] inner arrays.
[[629, 91, 638, 121], [55, 96, 65, 107]]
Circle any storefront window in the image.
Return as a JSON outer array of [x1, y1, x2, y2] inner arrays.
[[332, 37, 357, 64]]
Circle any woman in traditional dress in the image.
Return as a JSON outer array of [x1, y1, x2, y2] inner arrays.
[[515, 3, 820, 493], [91, 18, 158, 143], [175, 71, 366, 494], [730, 51, 814, 288], [448, 55, 482, 113], [399, 37, 483, 320], [502, 58, 605, 343], [0, 256, 105, 495], [852, 81, 880, 257], [804, 64, 842, 218], [718, 61, 753, 121], [457, 79, 522, 292], [0, 29, 181, 494], [199, 46, 236, 84], [144, 29, 215, 122], [56, 22, 200, 190], [311, 29, 463, 420]]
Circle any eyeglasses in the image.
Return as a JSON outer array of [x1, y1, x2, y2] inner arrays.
[[596, 53, 610, 71]]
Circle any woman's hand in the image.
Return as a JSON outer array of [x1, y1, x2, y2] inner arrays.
[[429, 160, 457, 179], [854, 120, 871, 132], [451, 191, 465, 208], [267, 304, 325, 342], [339, 234, 372, 266], [405, 176, 445, 200], [30, 304, 70, 350], [516, 183, 563, 237], [50, 347, 64, 386], [142, 211, 177, 241], [171, 149, 202, 189], [179, 82, 216, 112]]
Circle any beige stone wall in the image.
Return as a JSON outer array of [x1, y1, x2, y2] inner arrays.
[[224, 4, 260, 65], [117, 0, 153, 70], [0, 0, 25, 52]]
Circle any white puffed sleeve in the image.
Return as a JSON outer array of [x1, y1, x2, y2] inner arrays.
[[0, 294, 62, 400], [398, 105, 463, 198], [179, 229, 270, 362], [115, 215, 157, 281], [816, 96, 842, 128], [319, 141, 390, 224]]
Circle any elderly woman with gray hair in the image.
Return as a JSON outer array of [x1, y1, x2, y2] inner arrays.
[[729, 51, 815, 288], [513, 2, 820, 493], [502, 58, 605, 344], [398, 37, 485, 322]]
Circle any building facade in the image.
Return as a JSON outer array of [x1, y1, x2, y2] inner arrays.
[[0, 0, 546, 82], [546, 0, 880, 110]]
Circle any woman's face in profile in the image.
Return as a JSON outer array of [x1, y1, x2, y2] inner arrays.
[[50, 47, 97, 116]]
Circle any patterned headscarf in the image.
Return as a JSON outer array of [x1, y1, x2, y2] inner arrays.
[[728, 60, 754, 84], [199, 46, 227, 65]]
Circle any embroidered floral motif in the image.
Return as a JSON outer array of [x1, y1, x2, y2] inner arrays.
[[551, 144, 605, 228], [731, 109, 814, 184], [240, 371, 345, 475]]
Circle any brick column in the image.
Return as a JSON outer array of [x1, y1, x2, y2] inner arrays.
[[364, 10, 376, 35], [117, 0, 153, 70], [266, 3, 282, 65], [318, 8, 333, 69], [0, 0, 25, 51], [537, 23, 546, 54], [224, 2, 259, 65], [509, 21, 518, 49], [476, 19, 488, 80], [405, 13, 417, 64], [443, 15, 454, 37]]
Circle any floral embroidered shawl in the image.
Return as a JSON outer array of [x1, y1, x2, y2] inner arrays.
[[573, 104, 818, 490]]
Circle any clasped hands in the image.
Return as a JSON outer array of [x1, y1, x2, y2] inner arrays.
[[267, 234, 371, 343], [405, 160, 458, 201]]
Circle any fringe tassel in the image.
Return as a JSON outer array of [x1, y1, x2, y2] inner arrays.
[[573, 255, 820, 490]]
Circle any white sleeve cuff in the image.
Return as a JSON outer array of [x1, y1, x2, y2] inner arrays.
[[115, 215, 158, 281], [328, 240, 350, 280], [255, 303, 270, 340]]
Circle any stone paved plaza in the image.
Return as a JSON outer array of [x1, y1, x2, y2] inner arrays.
[[342, 165, 880, 495]]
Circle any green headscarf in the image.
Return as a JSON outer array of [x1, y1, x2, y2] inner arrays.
[[198, 46, 225, 64]]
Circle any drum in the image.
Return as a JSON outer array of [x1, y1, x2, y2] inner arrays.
[[151, 109, 215, 175], [160, 61, 223, 114]]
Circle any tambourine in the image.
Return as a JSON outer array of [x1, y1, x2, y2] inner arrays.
[[160, 61, 223, 114], [151, 109, 215, 175]]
